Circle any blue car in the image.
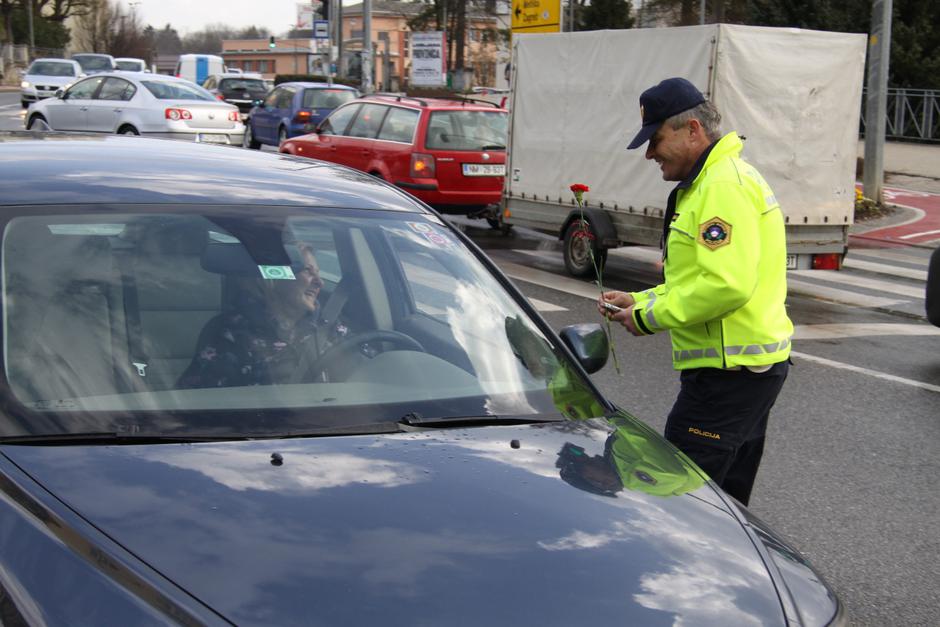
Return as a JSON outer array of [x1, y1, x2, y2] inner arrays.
[[243, 81, 360, 149]]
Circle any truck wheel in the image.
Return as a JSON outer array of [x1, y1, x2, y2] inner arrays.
[[563, 220, 607, 278]]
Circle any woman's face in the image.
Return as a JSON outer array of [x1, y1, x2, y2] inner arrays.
[[276, 245, 323, 315]]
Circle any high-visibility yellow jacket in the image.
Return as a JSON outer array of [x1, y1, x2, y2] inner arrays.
[[629, 132, 793, 370]]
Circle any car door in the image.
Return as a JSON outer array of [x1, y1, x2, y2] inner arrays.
[[252, 88, 282, 144], [373, 105, 420, 182], [298, 103, 361, 164], [42, 76, 103, 131], [339, 103, 389, 173], [86, 77, 137, 132]]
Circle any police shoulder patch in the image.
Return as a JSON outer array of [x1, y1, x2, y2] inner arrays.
[[697, 217, 732, 250]]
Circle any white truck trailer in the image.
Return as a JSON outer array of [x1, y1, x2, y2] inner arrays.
[[501, 24, 867, 276]]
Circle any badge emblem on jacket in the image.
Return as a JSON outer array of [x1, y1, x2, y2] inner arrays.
[[697, 217, 732, 250]]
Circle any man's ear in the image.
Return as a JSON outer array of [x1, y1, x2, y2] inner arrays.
[[687, 117, 704, 137]]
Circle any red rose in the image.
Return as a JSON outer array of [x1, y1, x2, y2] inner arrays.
[[569, 183, 590, 193]]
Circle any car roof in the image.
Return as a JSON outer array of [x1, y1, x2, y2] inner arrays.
[[71, 52, 114, 58], [0, 133, 429, 212], [114, 57, 146, 63], [30, 58, 79, 65], [360, 94, 506, 111], [278, 82, 357, 90], [213, 73, 265, 80]]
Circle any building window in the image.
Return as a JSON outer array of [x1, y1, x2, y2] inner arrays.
[[243, 60, 254, 71], [259, 60, 269, 73]]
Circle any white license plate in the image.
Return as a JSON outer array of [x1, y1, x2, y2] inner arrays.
[[196, 134, 229, 144], [462, 163, 505, 177], [786, 254, 797, 269]]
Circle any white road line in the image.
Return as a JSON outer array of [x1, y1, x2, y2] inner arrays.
[[791, 351, 940, 393], [499, 260, 602, 300], [794, 323, 940, 340], [529, 297, 567, 312], [899, 229, 940, 240], [790, 269, 924, 298], [842, 257, 927, 281], [849, 248, 930, 264], [786, 278, 905, 308]]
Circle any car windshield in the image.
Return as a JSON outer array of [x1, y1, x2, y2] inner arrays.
[[116, 60, 144, 71], [304, 88, 358, 109], [142, 80, 215, 101], [28, 62, 76, 77], [425, 110, 508, 150], [1, 209, 605, 439], [73, 56, 112, 71], [219, 78, 267, 92]]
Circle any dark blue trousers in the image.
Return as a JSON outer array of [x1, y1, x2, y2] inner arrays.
[[664, 360, 789, 506]]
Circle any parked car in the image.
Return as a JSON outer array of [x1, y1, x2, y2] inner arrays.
[[244, 81, 359, 148], [25, 73, 244, 145], [114, 57, 149, 72], [280, 95, 508, 222], [19, 58, 83, 108], [70, 52, 117, 75], [201, 72, 269, 120], [0, 131, 844, 626]]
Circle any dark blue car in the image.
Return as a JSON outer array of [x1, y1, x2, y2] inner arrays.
[[0, 132, 844, 626], [243, 81, 359, 149]]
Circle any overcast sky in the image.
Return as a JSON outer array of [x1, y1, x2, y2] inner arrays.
[[120, 1, 350, 36]]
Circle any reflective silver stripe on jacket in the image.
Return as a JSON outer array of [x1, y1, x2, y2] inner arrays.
[[645, 293, 659, 329], [674, 337, 791, 362]]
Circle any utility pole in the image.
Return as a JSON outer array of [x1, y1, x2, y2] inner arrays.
[[337, 0, 344, 78], [27, 0, 35, 57], [362, 0, 373, 93], [699, 0, 706, 25], [863, 0, 892, 205]]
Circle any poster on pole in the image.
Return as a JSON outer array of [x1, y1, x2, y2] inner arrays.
[[411, 31, 447, 86]]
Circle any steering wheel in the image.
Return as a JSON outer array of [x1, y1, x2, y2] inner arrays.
[[304, 329, 426, 381]]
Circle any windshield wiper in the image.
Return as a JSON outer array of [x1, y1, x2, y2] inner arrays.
[[399, 413, 565, 428], [0, 432, 248, 445], [481, 144, 506, 150]]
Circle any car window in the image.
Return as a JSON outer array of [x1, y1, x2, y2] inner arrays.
[[425, 110, 508, 151], [73, 55, 113, 72], [1, 210, 604, 433], [377, 107, 419, 143], [276, 88, 296, 108], [320, 103, 360, 135], [97, 77, 136, 101], [303, 89, 358, 110], [115, 60, 144, 71], [220, 79, 267, 92], [141, 80, 215, 101], [347, 104, 388, 139], [28, 62, 76, 77], [66, 77, 103, 100], [263, 88, 281, 108]]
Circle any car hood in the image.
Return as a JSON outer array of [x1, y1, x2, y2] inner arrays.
[[2, 419, 788, 626], [24, 74, 75, 87]]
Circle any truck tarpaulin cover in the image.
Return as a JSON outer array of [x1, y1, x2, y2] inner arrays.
[[509, 24, 866, 226]]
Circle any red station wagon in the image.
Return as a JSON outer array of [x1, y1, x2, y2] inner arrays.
[[280, 95, 508, 222]]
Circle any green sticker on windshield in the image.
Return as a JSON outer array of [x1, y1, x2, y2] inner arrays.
[[259, 265, 296, 280]]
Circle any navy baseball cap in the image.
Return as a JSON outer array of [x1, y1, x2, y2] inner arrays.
[[627, 78, 706, 150]]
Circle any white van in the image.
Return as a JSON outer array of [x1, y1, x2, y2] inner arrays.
[[174, 54, 224, 86]]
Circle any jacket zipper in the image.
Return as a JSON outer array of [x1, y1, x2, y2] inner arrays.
[[719, 320, 727, 369]]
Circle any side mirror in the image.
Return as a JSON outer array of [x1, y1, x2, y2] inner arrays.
[[927, 247, 940, 327], [18, 69, 26, 77], [559, 323, 609, 374], [55, 88, 65, 99]]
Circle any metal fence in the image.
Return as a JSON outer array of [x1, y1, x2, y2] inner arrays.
[[861, 88, 940, 142]]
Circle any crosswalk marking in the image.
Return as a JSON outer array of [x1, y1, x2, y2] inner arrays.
[[789, 269, 924, 298], [785, 278, 905, 308], [791, 351, 940, 394], [843, 257, 928, 280], [528, 297, 566, 312], [794, 323, 940, 340]]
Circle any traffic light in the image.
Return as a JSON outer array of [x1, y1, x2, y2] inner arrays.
[[321, 0, 329, 21], [268, 36, 275, 49]]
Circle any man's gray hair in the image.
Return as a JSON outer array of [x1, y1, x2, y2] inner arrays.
[[667, 101, 722, 142]]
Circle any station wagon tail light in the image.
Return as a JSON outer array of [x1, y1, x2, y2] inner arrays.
[[410, 153, 435, 178], [812, 253, 842, 270], [215, 93, 225, 100], [165, 108, 192, 121], [293, 110, 312, 123], [228, 111, 239, 121]]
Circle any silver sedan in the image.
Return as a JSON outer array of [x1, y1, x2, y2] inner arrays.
[[25, 73, 244, 145]]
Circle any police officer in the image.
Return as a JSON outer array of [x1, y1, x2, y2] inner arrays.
[[598, 77, 792, 506]]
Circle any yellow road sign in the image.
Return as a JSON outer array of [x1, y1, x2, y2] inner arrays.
[[511, 0, 561, 33]]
